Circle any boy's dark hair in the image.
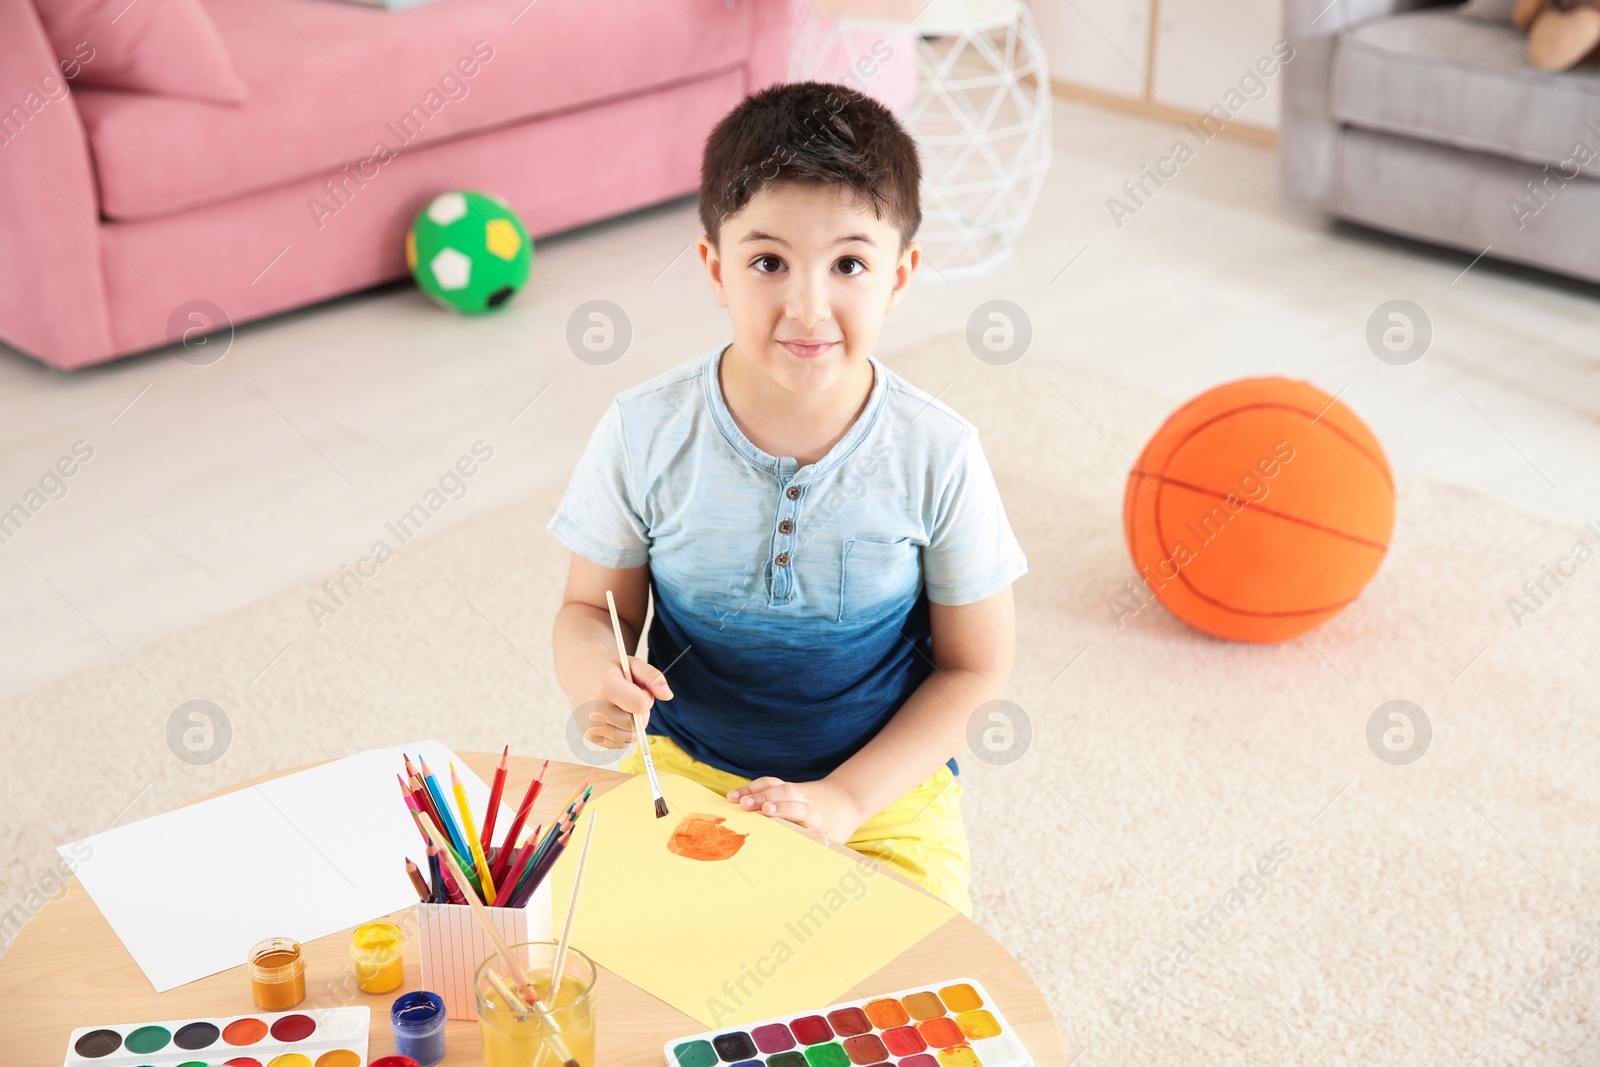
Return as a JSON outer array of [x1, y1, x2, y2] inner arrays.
[[698, 81, 921, 255]]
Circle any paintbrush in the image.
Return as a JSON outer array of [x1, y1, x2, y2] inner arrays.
[[550, 811, 597, 993], [605, 589, 668, 818], [416, 812, 581, 1067]]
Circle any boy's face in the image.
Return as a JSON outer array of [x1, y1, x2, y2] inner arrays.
[[698, 180, 919, 396]]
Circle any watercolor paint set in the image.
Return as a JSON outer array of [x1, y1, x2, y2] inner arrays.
[[662, 978, 1031, 1067], [63, 1006, 370, 1067]]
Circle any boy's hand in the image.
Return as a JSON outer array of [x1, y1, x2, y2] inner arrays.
[[727, 777, 864, 843], [582, 655, 672, 749]]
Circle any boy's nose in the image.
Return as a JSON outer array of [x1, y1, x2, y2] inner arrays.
[[784, 274, 831, 326]]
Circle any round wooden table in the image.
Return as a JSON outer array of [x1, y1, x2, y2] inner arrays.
[[0, 754, 1065, 1065]]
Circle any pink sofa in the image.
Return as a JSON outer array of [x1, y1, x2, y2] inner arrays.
[[0, 0, 800, 371]]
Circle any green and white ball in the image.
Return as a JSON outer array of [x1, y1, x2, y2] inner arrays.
[[406, 190, 532, 314]]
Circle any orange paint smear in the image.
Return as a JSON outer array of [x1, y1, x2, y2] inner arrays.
[[667, 813, 748, 861]]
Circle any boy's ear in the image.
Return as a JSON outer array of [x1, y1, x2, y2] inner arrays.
[[884, 240, 920, 314], [698, 233, 729, 309]]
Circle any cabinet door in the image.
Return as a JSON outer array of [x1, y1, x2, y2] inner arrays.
[[1035, 0, 1152, 99], [1151, 0, 1284, 128]]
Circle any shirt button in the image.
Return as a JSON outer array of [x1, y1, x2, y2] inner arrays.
[[778, 520, 794, 534], [774, 552, 789, 567], [785, 486, 800, 500]]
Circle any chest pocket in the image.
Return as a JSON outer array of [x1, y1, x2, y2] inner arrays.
[[838, 536, 922, 624]]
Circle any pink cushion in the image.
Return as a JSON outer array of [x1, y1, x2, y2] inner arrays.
[[76, 0, 751, 221], [34, 0, 248, 105]]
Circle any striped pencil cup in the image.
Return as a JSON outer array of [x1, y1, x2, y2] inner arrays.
[[415, 880, 553, 1020]]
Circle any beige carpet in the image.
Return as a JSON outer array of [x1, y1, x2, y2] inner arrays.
[[4, 333, 1597, 1066]]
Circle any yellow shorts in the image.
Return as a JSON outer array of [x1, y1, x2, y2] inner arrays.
[[620, 734, 972, 916]]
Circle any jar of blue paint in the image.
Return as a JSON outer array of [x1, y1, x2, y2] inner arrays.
[[390, 990, 447, 1066]]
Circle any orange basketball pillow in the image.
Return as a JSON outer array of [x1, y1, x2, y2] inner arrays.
[[1122, 377, 1394, 643]]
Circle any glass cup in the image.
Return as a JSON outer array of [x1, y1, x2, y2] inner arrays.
[[474, 941, 597, 1067]]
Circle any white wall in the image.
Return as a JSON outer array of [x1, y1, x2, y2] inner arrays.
[[1033, 0, 1150, 98], [1033, 0, 1284, 130], [1151, 0, 1284, 126]]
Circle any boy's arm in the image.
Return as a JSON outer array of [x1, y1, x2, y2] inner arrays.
[[552, 552, 672, 746], [730, 584, 1016, 841]]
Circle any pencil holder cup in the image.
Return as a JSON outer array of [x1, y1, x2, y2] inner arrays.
[[415, 882, 552, 1020]]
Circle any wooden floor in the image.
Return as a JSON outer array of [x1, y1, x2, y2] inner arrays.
[[1, 97, 1596, 702]]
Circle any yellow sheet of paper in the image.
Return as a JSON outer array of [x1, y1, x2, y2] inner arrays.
[[550, 771, 956, 1028]]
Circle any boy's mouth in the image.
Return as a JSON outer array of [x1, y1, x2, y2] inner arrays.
[[779, 340, 837, 359]]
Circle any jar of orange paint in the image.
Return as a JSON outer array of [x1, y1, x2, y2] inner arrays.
[[248, 937, 307, 1010], [351, 920, 406, 994]]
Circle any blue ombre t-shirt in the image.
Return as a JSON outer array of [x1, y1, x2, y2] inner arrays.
[[547, 343, 1028, 782]]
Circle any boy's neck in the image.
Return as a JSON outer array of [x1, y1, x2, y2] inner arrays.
[[718, 342, 875, 468]]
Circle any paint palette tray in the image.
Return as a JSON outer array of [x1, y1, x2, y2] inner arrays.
[[63, 1005, 370, 1067], [663, 977, 1032, 1067]]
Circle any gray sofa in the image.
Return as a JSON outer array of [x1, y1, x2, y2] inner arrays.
[[1283, 0, 1600, 284]]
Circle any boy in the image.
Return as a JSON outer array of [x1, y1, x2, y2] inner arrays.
[[547, 81, 1026, 915]]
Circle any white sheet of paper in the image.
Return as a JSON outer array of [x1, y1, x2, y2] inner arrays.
[[59, 740, 512, 993]]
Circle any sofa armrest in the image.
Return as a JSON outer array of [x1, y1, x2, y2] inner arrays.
[[1280, 0, 1450, 208], [0, 2, 114, 370]]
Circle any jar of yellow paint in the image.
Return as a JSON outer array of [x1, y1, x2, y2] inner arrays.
[[351, 920, 406, 994]]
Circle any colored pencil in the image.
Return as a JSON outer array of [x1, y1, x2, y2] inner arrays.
[[492, 771, 582, 895], [491, 759, 548, 885], [451, 763, 497, 903], [399, 776, 431, 848], [513, 817, 569, 904], [510, 786, 589, 908], [408, 774, 438, 824], [402, 786, 474, 883], [480, 744, 509, 853], [405, 857, 430, 901], [552, 775, 592, 825], [416, 812, 580, 1067], [606, 589, 668, 818], [492, 823, 542, 907], [550, 811, 597, 992], [427, 845, 444, 904], [517, 780, 589, 884], [511, 826, 570, 908], [406, 806, 472, 903], [419, 756, 473, 865]]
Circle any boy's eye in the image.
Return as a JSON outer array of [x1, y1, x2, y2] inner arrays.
[[750, 255, 868, 275]]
